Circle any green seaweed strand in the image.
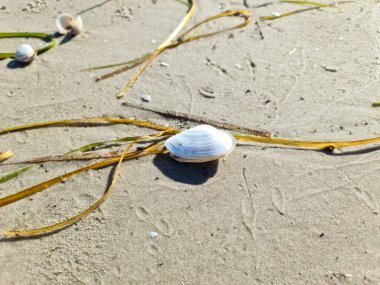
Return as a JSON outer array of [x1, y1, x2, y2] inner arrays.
[[0, 32, 55, 59], [0, 166, 33, 184]]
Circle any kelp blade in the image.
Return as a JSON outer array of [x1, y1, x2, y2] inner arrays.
[[235, 134, 380, 150], [1, 143, 164, 239], [0, 117, 178, 135], [0, 32, 55, 59]]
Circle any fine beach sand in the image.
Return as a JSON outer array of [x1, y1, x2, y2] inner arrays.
[[1, 0, 380, 284]]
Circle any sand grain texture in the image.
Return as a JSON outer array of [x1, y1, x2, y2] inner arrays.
[[1, 0, 380, 284]]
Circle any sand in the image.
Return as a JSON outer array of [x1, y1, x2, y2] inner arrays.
[[1, 0, 380, 284]]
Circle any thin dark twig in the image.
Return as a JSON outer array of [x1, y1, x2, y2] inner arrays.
[[251, 1, 277, 8], [77, 0, 112, 15], [122, 102, 271, 137], [255, 21, 264, 39]]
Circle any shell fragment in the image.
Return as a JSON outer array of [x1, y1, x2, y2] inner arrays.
[[55, 13, 83, 36]]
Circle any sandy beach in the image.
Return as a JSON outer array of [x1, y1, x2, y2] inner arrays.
[[1, 0, 380, 284]]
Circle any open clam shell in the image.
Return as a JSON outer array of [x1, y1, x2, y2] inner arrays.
[[55, 13, 83, 35], [15, 44, 36, 63], [164, 125, 236, 163]]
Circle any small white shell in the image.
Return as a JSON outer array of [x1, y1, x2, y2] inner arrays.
[[141, 95, 152, 102], [164, 125, 236, 163], [55, 13, 83, 35], [15, 44, 36, 63]]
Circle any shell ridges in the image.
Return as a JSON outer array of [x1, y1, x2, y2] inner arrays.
[[164, 125, 236, 163]]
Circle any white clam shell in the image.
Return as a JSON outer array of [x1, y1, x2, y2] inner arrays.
[[55, 13, 83, 35], [164, 125, 236, 163], [15, 44, 36, 63]]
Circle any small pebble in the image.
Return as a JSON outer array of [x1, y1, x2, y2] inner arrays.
[[288, 48, 297, 56], [141, 95, 152, 102], [149, 231, 158, 238], [322, 66, 337, 73], [151, 38, 157, 44], [160, 61, 169, 67], [235, 63, 243, 70]]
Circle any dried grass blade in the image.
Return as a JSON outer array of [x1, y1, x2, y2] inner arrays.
[[117, 49, 165, 98], [0, 151, 14, 163], [96, 7, 251, 98], [157, 0, 195, 49], [174, 10, 251, 45], [281, 0, 338, 7], [65, 132, 170, 154], [260, 1, 352, 21], [282, 0, 354, 7], [116, 0, 195, 98], [260, 6, 322, 20], [95, 55, 152, 82], [117, 9, 251, 98], [81, 53, 151, 73], [4, 133, 171, 165]]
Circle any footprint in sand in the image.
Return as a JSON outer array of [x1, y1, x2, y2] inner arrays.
[[353, 187, 379, 215], [14, 131, 30, 144], [135, 206, 152, 222], [241, 198, 257, 238], [240, 168, 258, 238], [135, 206, 174, 239], [155, 218, 173, 237], [271, 187, 286, 215], [148, 245, 159, 256]]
